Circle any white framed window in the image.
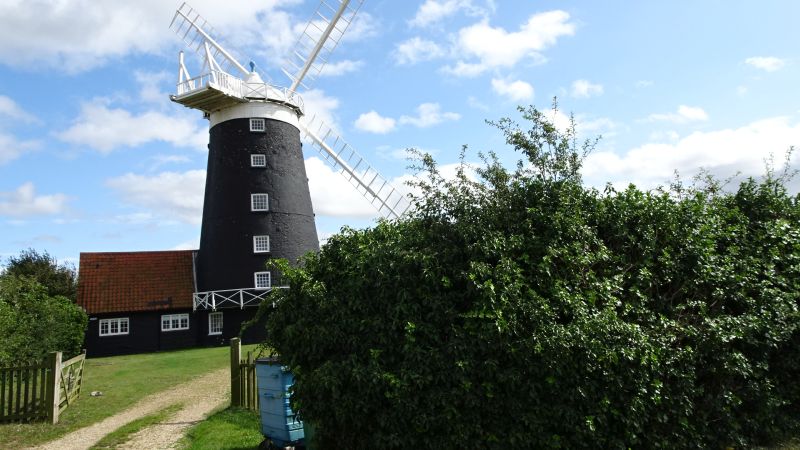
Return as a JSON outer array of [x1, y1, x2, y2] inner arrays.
[[209, 312, 223, 335], [99, 318, 129, 337], [250, 118, 266, 132], [251, 193, 269, 211], [253, 235, 270, 253], [255, 271, 271, 289], [161, 313, 190, 332], [251, 154, 266, 167]]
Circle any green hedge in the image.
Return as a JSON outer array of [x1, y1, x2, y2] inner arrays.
[[265, 106, 800, 449]]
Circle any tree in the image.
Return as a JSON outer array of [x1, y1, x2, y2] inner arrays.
[[3, 248, 77, 300], [264, 104, 800, 449]]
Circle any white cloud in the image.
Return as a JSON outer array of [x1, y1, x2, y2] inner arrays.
[[301, 89, 341, 133], [409, 0, 489, 27], [342, 12, 380, 42], [636, 80, 654, 88], [491, 78, 534, 101], [394, 37, 445, 65], [109, 212, 156, 225], [647, 105, 709, 124], [134, 70, 172, 105], [0, 132, 39, 166], [377, 146, 439, 161], [736, 85, 749, 96], [172, 237, 200, 250], [578, 116, 617, 137], [399, 103, 460, 128], [443, 10, 575, 76], [745, 56, 786, 72], [318, 60, 363, 77], [289, 11, 377, 51], [305, 157, 380, 219], [0, 95, 37, 122], [148, 154, 192, 171], [57, 100, 207, 153], [467, 96, 490, 111], [584, 116, 800, 190], [0, 0, 304, 73], [0, 182, 69, 218], [571, 79, 604, 98], [106, 170, 206, 225], [648, 130, 680, 142], [354, 111, 397, 134]]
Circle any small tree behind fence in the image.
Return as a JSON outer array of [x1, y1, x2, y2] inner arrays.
[[230, 338, 259, 411], [0, 350, 85, 424]]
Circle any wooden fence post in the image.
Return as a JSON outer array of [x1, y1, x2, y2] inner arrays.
[[46, 351, 62, 424], [230, 338, 241, 407]]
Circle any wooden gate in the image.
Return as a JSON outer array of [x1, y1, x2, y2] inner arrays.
[[57, 351, 86, 419], [230, 338, 259, 411], [0, 350, 85, 424]]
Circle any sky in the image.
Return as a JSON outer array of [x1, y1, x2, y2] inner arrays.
[[1, 0, 799, 268]]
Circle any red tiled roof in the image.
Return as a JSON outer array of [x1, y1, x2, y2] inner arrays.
[[77, 250, 196, 314]]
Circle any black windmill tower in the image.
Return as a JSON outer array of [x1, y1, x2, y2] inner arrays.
[[168, 1, 410, 313]]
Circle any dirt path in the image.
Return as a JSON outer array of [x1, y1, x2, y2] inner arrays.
[[32, 367, 230, 450]]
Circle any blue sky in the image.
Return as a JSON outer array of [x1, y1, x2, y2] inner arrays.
[[1, 0, 799, 267]]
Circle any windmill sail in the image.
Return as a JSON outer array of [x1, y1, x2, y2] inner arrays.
[[283, 0, 365, 91], [169, 2, 250, 77], [300, 116, 411, 219]]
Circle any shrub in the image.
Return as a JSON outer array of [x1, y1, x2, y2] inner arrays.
[[0, 275, 88, 366], [265, 105, 800, 449]]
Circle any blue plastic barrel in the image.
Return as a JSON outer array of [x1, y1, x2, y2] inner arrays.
[[255, 358, 304, 447]]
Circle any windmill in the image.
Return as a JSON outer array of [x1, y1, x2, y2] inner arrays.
[[168, 1, 409, 312]]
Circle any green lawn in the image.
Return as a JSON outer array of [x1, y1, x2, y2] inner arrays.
[[179, 407, 263, 450], [0, 345, 253, 449]]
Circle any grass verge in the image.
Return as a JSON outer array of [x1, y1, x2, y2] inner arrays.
[[179, 407, 263, 450], [0, 344, 257, 449], [89, 403, 183, 449]]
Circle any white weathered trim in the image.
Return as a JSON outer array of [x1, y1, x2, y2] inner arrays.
[[254, 271, 271, 289], [251, 154, 266, 167], [253, 235, 270, 253], [208, 311, 223, 335], [161, 313, 190, 332], [251, 193, 269, 211], [99, 317, 129, 337], [209, 100, 301, 129], [193, 287, 288, 311], [249, 118, 266, 132]]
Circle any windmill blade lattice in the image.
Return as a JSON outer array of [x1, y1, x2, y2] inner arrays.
[[170, 2, 252, 77], [300, 115, 411, 219], [283, 0, 364, 91]]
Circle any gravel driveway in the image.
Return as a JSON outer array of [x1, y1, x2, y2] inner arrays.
[[31, 367, 230, 450]]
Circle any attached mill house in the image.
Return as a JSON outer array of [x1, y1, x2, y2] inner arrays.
[[77, 250, 266, 357]]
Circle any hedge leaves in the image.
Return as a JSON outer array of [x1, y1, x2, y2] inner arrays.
[[266, 105, 800, 449]]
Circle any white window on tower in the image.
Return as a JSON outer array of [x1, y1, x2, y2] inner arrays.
[[254, 271, 271, 289], [250, 118, 266, 132], [209, 312, 223, 335], [253, 235, 270, 253], [251, 154, 266, 167], [251, 194, 269, 211], [161, 313, 190, 332], [99, 317, 129, 337]]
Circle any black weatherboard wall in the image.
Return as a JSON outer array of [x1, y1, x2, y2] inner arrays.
[[196, 117, 319, 292], [196, 309, 267, 346], [85, 310, 195, 357]]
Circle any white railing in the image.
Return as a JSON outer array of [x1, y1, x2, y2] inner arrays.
[[175, 70, 304, 113], [193, 287, 288, 311]]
